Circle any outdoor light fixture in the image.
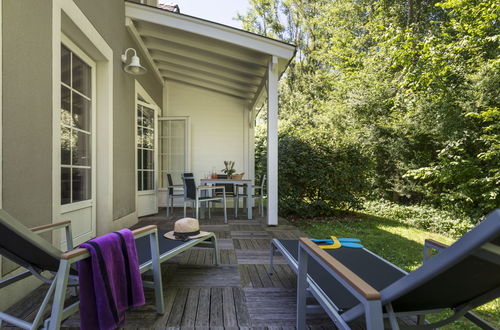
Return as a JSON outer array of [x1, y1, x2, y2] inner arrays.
[[121, 48, 147, 75]]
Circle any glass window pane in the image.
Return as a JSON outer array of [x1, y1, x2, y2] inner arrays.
[[72, 55, 91, 97], [72, 168, 91, 202], [137, 105, 143, 127], [142, 150, 154, 170], [61, 168, 71, 204], [143, 171, 153, 191], [61, 127, 71, 165], [72, 92, 91, 132], [143, 128, 154, 149], [137, 126, 143, 148], [61, 86, 72, 126], [61, 45, 71, 85], [138, 171, 143, 191], [143, 107, 154, 128], [72, 130, 91, 166], [137, 149, 142, 170]]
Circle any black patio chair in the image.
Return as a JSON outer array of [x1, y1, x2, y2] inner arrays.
[[182, 176, 228, 223], [270, 209, 500, 329], [166, 173, 183, 217]]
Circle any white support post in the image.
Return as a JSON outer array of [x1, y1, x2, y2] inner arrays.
[[267, 56, 279, 226]]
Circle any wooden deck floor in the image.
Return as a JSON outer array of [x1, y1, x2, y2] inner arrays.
[[2, 208, 416, 329]]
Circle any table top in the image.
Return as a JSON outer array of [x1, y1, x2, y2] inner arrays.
[[200, 178, 252, 183]]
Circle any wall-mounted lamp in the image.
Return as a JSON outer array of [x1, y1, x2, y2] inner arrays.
[[121, 48, 147, 75]]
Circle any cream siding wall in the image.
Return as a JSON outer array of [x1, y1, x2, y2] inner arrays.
[[163, 81, 253, 191]]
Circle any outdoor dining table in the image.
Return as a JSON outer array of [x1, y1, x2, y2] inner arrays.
[[200, 178, 254, 220]]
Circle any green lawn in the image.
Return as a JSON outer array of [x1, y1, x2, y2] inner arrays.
[[289, 211, 500, 329]]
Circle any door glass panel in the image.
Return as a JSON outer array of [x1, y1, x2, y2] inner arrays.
[[61, 126, 71, 165], [72, 55, 91, 97], [61, 45, 71, 86], [72, 168, 91, 202], [72, 92, 91, 131], [61, 168, 71, 205], [137, 103, 155, 192], [72, 131, 91, 166]]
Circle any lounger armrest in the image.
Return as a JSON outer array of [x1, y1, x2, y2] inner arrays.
[[31, 220, 72, 234], [299, 237, 381, 300], [425, 238, 449, 250], [423, 239, 449, 263], [61, 225, 158, 261]]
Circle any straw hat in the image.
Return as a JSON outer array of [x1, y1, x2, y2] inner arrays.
[[164, 218, 210, 241]]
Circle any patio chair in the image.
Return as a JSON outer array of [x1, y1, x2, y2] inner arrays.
[[182, 176, 228, 223], [269, 209, 500, 330], [214, 174, 238, 218], [166, 173, 183, 217], [235, 174, 266, 217], [0, 209, 219, 329]]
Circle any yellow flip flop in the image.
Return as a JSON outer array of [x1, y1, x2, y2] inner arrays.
[[319, 236, 342, 249]]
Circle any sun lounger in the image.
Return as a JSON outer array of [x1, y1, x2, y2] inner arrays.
[[269, 209, 500, 329], [0, 210, 219, 329]]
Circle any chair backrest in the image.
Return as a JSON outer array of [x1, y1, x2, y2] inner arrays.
[[0, 210, 62, 273], [383, 209, 500, 312], [183, 177, 197, 200], [216, 174, 234, 193], [182, 172, 194, 179], [167, 173, 174, 195]]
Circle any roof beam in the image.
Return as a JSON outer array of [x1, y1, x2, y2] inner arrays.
[[154, 57, 262, 86], [125, 2, 296, 60], [156, 63, 259, 91], [125, 18, 164, 86], [150, 50, 263, 80], [137, 25, 268, 66], [164, 75, 253, 100], [147, 42, 266, 76], [160, 69, 255, 96], [250, 67, 268, 110]]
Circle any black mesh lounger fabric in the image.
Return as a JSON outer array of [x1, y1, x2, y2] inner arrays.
[[135, 229, 192, 265], [278, 239, 406, 311], [0, 221, 61, 273]]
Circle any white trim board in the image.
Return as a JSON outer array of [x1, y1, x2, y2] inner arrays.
[[0, 0, 3, 278]]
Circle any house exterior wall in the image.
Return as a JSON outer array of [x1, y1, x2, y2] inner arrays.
[[73, 0, 162, 221], [163, 81, 252, 186], [0, 0, 162, 309]]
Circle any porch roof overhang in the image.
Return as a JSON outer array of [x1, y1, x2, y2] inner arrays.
[[124, 1, 296, 109]]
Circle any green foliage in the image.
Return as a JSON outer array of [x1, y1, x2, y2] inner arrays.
[[240, 0, 499, 220]]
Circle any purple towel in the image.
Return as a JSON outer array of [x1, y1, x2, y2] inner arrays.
[[78, 229, 145, 330]]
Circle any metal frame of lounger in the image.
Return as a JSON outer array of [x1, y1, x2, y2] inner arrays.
[[270, 209, 500, 329], [0, 210, 220, 330]]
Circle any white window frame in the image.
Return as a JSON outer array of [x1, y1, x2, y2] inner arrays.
[[52, 0, 114, 237], [60, 35, 97, 213]]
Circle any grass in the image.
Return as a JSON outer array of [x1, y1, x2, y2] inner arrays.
[[289, 207, 500, 329]]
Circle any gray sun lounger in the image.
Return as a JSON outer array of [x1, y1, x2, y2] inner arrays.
[[270, 209, 500, 329], [0, 210, 219, 330]]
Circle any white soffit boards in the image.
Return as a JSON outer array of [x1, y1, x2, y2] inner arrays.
[[125, 1, 296, 106]]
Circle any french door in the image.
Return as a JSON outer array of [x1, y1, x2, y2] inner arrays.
[[59, 37, 96, 246], [136, 101, 158, 216], [158, 118, 189, 207]]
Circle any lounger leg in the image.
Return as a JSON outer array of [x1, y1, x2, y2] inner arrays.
[[211, 235, 220, 266], [296, 245, 308, 330], [386, 303, 400, 329], [223, 195, 227, 224], [149, 231, 165, 314], [48, 260, 71, 330], [32, 277, 58, 329], [364, 300, 384, 330], [269, 243, 276, 275]]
